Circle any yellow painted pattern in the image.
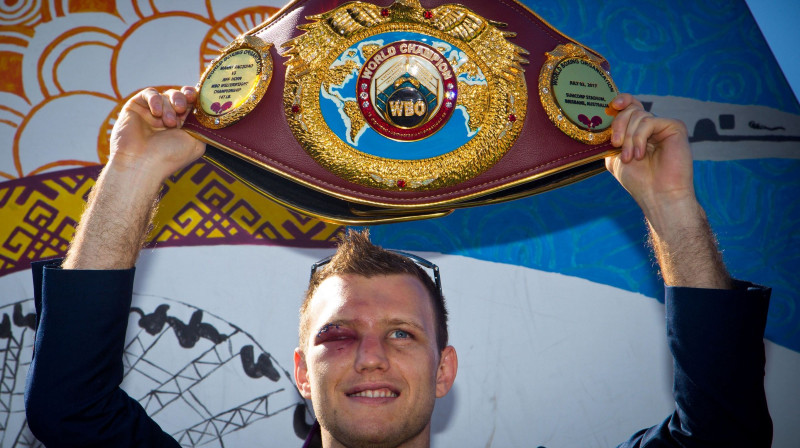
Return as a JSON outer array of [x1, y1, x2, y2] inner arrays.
[[0, 1, 342, 277]]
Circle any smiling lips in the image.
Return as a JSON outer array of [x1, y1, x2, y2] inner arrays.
[[347, 388, 398, 398]]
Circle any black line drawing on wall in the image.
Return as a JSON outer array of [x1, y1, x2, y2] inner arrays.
[[640, 97, 800, 148], [0, 296, 312, 447]]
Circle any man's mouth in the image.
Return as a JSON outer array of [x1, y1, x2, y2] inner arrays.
[[347, 388, 398, 398]]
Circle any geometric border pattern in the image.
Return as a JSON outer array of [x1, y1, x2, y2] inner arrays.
[[0, 161, 342, 278]]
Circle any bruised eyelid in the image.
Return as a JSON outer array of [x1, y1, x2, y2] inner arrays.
[[316, 322, 340, 337], [315, 323, 356, 344]]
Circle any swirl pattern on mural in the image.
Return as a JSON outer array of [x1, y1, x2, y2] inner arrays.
[[0, 0, 341, 278]]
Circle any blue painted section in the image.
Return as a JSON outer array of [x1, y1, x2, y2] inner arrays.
[[520, 0, 800, 114], [369, 159, 800, 353], [510, 0, 799, 351], [367, 1, 800, 349]]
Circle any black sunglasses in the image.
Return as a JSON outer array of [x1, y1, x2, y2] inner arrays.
[[310, 250, 442, 296]]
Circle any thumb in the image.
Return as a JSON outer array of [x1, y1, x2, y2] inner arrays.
[[605, 154, 620, 177]]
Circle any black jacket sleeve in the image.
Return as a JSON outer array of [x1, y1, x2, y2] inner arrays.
[[24, 259, 180, 448], [619, 281, 772, 448]]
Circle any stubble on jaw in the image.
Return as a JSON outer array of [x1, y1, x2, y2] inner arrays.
[[322, 405, 433, 448]]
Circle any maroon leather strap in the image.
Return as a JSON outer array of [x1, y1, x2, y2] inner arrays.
[[183, 0, 616, 211]]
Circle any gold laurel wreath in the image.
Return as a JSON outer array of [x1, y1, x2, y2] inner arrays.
[[282, 0, 529, 191]]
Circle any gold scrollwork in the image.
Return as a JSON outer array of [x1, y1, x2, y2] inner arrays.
[[539, 43, 618, 144], [195, 35, 273, 129], [282, 0, 529, 191]]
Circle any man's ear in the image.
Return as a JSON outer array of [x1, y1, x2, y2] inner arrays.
[[435, 345, 458, 398], [294, 348, 312, 399]]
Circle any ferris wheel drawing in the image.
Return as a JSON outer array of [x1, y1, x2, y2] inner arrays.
[[0, 295, 312, 447]]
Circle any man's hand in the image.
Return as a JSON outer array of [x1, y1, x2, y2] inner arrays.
[[605, 94, 731, 289], [109, 87, 205, 180], [605, 94, 694, 216], [63, 87, 204, 270]]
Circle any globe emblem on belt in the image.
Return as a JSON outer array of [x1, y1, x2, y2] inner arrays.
[[357, 41, 458, 141]]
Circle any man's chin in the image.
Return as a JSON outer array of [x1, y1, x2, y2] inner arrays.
[[324, 417, 430, 448]]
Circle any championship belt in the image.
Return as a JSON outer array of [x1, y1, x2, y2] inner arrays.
[[183, 0, 620, 224]]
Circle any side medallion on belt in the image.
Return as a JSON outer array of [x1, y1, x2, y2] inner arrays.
[[195, 35, 273, 129], [282, 0, 529, 191], [539, 43, 618, 144]]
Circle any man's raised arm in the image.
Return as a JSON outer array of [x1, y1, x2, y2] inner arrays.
[[63, 86, 205, 269], [605, 93, 730, 289], [25, 87, 205, 448], [606, 94, 772, 447]]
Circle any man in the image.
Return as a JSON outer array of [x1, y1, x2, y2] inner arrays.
[[24, 86, 772, 447], [297, 230, 455, 447]]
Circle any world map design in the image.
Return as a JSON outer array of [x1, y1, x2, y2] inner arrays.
[[320, 31, 488, 160]]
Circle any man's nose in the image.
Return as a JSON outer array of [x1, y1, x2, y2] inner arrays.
[[354, 334, 389, 372]]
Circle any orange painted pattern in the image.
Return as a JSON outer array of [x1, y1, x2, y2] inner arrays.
[[0, 0, 280, 177], [0, 1, 342, 278]]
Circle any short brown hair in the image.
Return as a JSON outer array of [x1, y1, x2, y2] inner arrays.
[[300, 229, 448, 352]]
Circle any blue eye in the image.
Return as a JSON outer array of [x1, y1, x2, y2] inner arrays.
[[390, 329, 411, 339]]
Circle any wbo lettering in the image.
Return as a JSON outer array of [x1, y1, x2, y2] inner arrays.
[[389, 99, 427, 117]]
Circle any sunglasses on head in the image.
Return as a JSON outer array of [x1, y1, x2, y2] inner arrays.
[[310, 250, 442, 296]]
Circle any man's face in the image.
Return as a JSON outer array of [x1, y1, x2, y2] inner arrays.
[[294, 274, 457, 448]]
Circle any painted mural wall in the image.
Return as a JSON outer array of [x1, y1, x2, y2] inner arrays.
[[0, 0, 798, 447]]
